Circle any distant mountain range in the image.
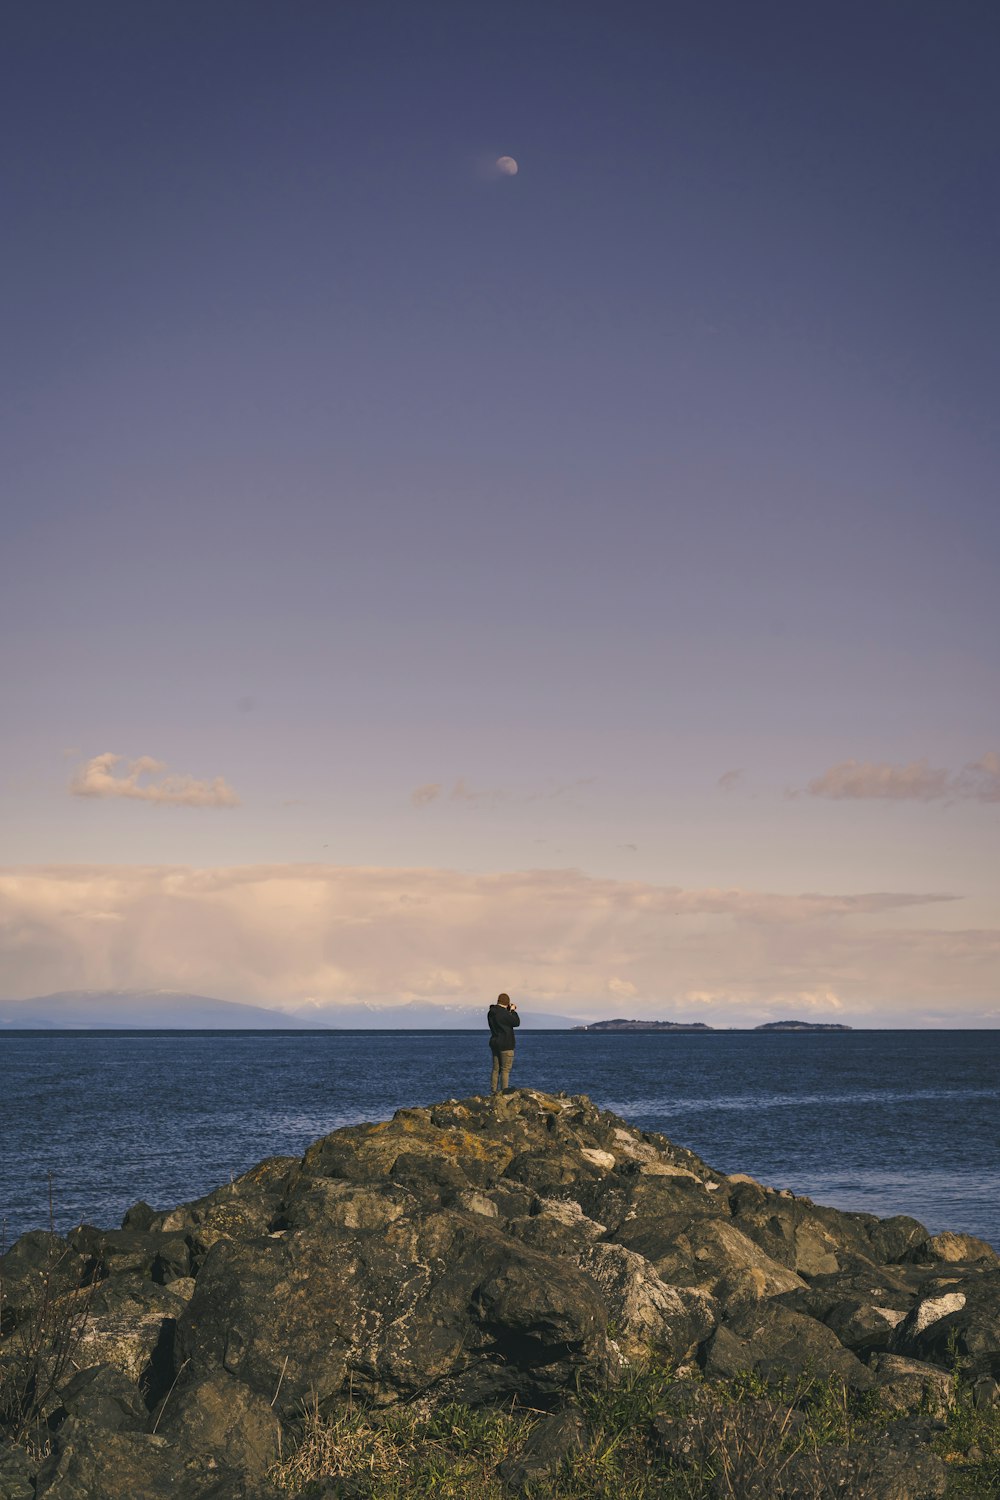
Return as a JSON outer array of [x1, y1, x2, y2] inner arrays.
[[0, 991, 582, 1030], [0, 991, 318, 1029]]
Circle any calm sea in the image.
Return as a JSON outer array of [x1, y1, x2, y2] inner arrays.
[[1, 1029, 997, 1249]]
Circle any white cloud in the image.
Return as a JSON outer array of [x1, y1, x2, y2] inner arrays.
[[71, 753, 240, 808], [0, 864, 989, 1024], [608, 977, 638, 999], [808, 758, 950, 801], [807, 752, 1000, 804]]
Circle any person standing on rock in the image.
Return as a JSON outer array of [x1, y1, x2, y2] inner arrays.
[[488, 992, 520, 1093]]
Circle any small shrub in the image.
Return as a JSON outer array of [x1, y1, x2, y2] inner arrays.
[[0, 1197, 96, 1453]]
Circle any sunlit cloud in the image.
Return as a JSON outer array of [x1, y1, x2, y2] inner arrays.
[[807, 752, 1000, 804], [0, 864, 987, 1024], [410, 783, 443, 807], [70, 753, 240, 808]]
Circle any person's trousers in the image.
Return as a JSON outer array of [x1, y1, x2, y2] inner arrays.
[[490, 1049, 514, 1093]]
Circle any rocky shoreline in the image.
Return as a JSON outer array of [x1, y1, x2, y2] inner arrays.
[[1, 1089, 997, 1497]]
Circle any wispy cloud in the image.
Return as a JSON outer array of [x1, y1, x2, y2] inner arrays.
[[70, 753, 240, 808], [956, 752, 1000, 803], [0, 864, 985, 1024], [807, 752, 1000, 804], [411, 777, 594, 808], [717, 768, 744, 792], [450, 777, 507, 806]]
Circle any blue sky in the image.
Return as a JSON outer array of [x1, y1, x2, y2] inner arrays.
[[2, 2, 998, 1022]]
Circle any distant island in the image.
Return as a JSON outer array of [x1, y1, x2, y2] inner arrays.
[[571, 1019, 715, 1033], [754, 1020, 853, 1032], [572, 1017, 853, 1033]]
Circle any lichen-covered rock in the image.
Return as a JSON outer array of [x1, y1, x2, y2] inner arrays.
[[615, 1212, 806, 1302], [497, 1406, 587, 1491], [865, 1215, 933, 1265], [891, 1272, 1000, 1375], [728, 1185, 878, 1279], [34, 1417, 272, 1499], [139, 1157, 298, 1269], [50, 1362, 149, 1433], [868, 1353, 954, 1418], [702, 1302, 873, 1389], [73, 1274, 192, 1398], [154, 1372, 281, 1480], [574, 1242, 715, 1362], [907, 1231, 1000, 1267], [176, 1208, 609, 1411], [68, 1227, 191, 1285], [780, 1438, 948, 1498]]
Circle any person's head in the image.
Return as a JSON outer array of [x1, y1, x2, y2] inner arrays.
[[497, 992, 511, 1008]]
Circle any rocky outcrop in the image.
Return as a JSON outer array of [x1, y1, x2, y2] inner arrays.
[[1, 1088, 997, 1497]]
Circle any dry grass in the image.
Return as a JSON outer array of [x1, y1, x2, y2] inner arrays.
[[268, 1362, 1000, 1499]]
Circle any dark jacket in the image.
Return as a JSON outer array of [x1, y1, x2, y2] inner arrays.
[[488, 1003, 520, 1053]]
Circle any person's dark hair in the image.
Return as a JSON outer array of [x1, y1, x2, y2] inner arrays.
[[497, 992, 511, 1007]]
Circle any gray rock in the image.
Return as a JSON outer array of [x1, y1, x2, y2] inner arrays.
[[154, 1372, 281, 1480], [780, 1440, 948, 1498], [73, 1274, 191, 1402], [906, 1231, 1000, 1267], [68, 1228, 191, 1286], [891, 1270, 1000, 1375], [52, 1362, 148, 1432], [497, 1406, 587, 1490], [0, 1445, 36, 1500], [702, 1303, 873, 1389], [176, 1209, 609, 1411], [869, 1354, 954, 1419], [35, 1417, 271, 1499], [866, 1216, 932, 1265]]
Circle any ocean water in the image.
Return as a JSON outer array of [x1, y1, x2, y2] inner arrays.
[[1, 1029, 997, 1248]]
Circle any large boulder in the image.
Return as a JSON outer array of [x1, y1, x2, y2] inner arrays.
[[69, 1227, 191, 1285], [891, 1272, 1000, 1375], [868, 1353, 954, 1419], [50, 1362, 149, 1433], [34, 1417, 273, 1499], [175, 1208, 610, 1411], [136, 1158, 298, 1269], [154, 1372, 281, 1482], [73, 1273, 193, 1399], [728, 1182, 879, 1279], [574, 1242, 716, 1362], [615, 1212, 806, 1304], [701, 1303, 873, 1389], [0, 1233, 92, 1330]]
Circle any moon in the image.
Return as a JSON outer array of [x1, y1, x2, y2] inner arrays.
[[496, 155, 518, 176]]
